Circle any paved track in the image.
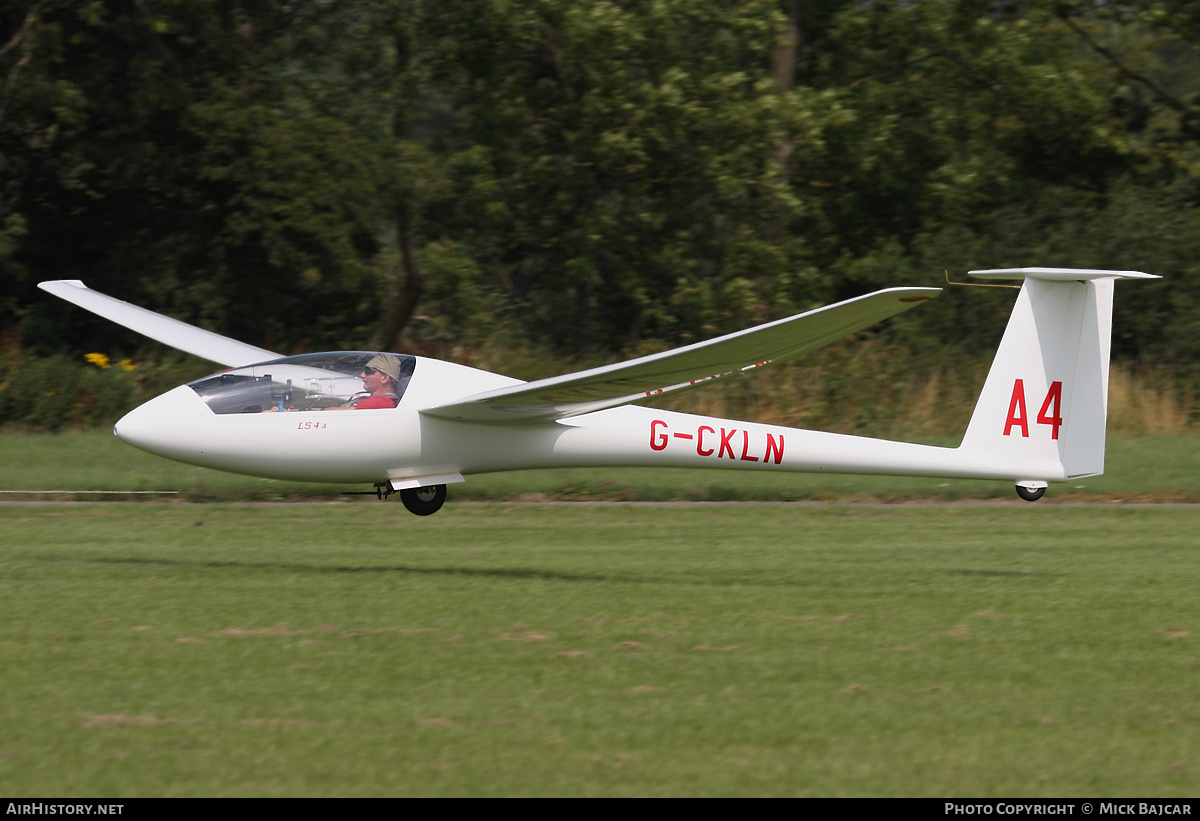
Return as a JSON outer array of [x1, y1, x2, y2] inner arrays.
[[2, 495, 1199, 509]]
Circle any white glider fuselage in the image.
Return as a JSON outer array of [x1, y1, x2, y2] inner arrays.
[[113, 356, 1051, 489]]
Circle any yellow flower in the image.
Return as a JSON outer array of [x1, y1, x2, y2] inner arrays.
[[85, 352, 111, 369], [119, 358, 136, 372]]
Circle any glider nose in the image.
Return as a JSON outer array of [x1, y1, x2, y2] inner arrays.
[[114, 384, 212, 460]]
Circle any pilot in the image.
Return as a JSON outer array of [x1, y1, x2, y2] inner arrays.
[[350, 353, 403, 409]]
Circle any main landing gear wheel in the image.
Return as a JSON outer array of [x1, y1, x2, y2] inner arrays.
[[1015, 484, 1046, 502], [400, 484, 447, 516]]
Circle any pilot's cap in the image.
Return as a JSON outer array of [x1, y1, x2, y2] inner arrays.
[[365, 353, 402, 382]]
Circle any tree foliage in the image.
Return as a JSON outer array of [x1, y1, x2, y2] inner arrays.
[[2, 0, 1200, 381]]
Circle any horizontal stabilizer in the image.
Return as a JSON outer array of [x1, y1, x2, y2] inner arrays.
[[38, 280, 280, 368], [970, 268, 1161, 282], [422, 287, 940, 423]]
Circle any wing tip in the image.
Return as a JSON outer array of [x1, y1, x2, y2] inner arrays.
[[38, 279, 89, 292], [872, 286, 942, 300]]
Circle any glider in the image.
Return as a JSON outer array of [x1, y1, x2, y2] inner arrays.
[[40, 268, 1157, 514]]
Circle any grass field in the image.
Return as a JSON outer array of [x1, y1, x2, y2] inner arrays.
[[2, 502, 1199, 796]]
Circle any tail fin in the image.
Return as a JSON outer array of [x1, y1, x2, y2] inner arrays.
[[958, 268, 1159, 486]]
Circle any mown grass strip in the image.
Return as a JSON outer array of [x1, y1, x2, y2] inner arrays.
[[1, 503, 1198, 796]]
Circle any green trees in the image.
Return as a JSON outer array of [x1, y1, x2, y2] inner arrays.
[[2, 0, 1199, 383], [1, 1, 391, 354], [422, 0, 831, 350]]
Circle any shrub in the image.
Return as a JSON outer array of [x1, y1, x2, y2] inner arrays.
[[0, 349, 211, 430]]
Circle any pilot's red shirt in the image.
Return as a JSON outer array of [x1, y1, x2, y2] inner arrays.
[[353, 395, 398, 409]]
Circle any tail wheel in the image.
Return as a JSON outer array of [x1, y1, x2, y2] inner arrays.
[[1015, 484, 1046, 502], [400, 484, 447, 516]]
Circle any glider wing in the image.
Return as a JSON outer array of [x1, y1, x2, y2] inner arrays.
[[422, 287, 940, 423], [38, 280, 280, 368]]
